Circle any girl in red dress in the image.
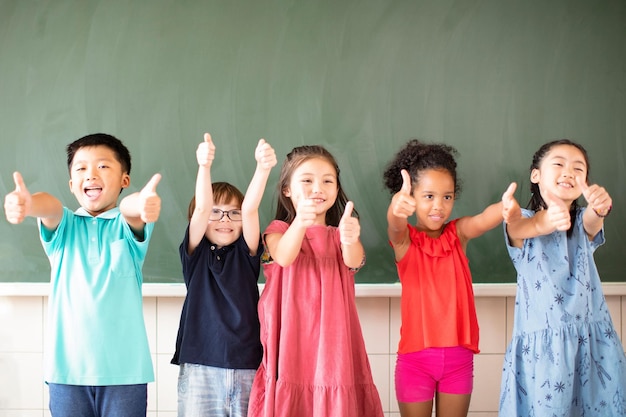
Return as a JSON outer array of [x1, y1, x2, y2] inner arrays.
[[247, 145, 384, 417]]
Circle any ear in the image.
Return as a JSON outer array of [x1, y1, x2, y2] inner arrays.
[[121, 173, 130, 189], [68, 178, 73, 192], [530, 168, 540, 184], [283, 186, 291, 197]]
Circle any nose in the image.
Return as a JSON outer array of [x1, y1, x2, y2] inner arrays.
[[562, 166, 575, 178], [85, 167, 98, 180]]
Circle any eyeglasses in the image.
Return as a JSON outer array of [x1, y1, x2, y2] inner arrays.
[[209, 208, 242, 221]]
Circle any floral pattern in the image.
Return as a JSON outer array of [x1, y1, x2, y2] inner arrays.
[[499, 208, 626, 416]]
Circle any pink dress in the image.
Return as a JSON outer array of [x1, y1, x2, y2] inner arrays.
[[247, 221, 384, 417]]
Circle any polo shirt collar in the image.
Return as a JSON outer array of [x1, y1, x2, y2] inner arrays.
[[75, 206, 120, 219]]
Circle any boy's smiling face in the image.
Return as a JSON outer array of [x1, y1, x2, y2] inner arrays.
[[68, 145, 129, 216]]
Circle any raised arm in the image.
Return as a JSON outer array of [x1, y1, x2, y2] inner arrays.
[[505, 188, 569, 248], [456, 182, 518, 247], [578, 177, 611, 240], [4, 171, 63, 230], [119, 173, 162, 238], [339, 201, 365, 269], [185, 133, 216, 254], [264, 196, 317, 267], [242, 139, 277, 255], [386, 169, 415, 261]]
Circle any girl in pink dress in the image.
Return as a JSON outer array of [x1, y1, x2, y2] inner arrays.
[[247, 145, 384, 417]]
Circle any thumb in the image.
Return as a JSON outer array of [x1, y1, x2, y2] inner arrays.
[[13, 171, 26, 193], [141, 173, 162, 194], [400, 169, 412, 195], [576, 175, 591, 202], [502, 182, 517, 202], [341, 201, 354, 221], [204, 132, 212, 143]]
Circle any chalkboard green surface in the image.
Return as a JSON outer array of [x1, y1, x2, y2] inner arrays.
[[1, 0, 624, 283]]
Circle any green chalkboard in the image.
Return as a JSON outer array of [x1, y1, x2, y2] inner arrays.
[[1, 0, 624, 283]]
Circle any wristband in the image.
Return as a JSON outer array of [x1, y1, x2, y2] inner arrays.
[[592, 205, 612, 218]]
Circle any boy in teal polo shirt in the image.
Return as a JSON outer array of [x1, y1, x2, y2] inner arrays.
[[4, 133, 161, 417]]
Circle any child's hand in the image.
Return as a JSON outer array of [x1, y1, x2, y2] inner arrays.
[[138, 174, 162, 223], [390, 169, 416, 218], [196, 133, 215, 167], [4, 172, 32, 224], [339, 201, 360, 245], [544, 189, 570, 231], [294, 196, 316, 228], [255, 139, 277, 170], [577, 177, 612, 217], [502, 182, 521, 224]]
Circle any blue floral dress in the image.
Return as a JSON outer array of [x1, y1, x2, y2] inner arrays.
[[499, 208, 626, 417]]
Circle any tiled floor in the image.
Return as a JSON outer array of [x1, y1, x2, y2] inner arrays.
[[0, 292, 623, 416]]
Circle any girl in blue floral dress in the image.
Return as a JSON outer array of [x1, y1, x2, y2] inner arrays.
[[499, 139, 626, 417]]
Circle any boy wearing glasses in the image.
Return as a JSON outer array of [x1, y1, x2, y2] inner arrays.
[[171, 133, 276, 417]]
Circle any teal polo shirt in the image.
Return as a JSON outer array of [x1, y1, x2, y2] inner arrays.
[[39, 206, 154, 386]]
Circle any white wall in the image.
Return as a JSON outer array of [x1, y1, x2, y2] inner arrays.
[[1, 284, 624, 417]]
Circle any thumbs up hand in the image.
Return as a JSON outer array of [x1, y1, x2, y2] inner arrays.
[[4, 172, 32, 224], [339, 201, 360, 245], [501, 182, 521, 224], [138, 173, 162, 223], [543, 189, 570, 231], [390, 169, 416, 218], [577, 176, 612, 217], [255, 139, 277, 171], [196, 133, 216, 167]]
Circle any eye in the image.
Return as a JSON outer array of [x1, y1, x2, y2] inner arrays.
[[98, 164, 109, 169], [230, 210, 242, 216], [444, 195, 453, 200], [211, 208, 221, 215]]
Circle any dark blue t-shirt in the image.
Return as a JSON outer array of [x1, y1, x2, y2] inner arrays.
[[171, 227, 263, 369]]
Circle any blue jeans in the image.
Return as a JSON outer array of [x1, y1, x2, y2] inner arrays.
[[178, 363, 257, 417], [48, 383, 147, 417]]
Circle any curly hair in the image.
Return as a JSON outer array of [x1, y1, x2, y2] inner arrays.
[[382, 139, 462, 197]]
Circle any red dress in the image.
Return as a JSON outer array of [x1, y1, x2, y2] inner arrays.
[[247, 221, 384, 417], [395, 220, 479, 354]]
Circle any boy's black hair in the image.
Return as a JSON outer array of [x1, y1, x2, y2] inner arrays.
[[66, 133, 132, 175]]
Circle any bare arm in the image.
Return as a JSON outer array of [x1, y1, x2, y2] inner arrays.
[[242, 139, 277, 255], [119, 173, 162, 238], [386, 169, 415, 261], [265, 197, 316, 267], [186, 133, 215, 254], [339, 201, 365, 269], [579, 179, 611, 240], [505, 189, 569, 248], [456, 183, 518, 247], [4, 172, 63, 230]]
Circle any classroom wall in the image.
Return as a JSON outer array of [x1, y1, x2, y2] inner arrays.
[[1, 285, 625, 417]]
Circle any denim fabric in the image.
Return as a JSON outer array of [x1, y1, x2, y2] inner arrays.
[[178, 363, 256, 417], [48, 383, 147, 417]]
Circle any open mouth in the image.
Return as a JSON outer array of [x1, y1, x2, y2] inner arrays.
[[84, 186, 103, 198]]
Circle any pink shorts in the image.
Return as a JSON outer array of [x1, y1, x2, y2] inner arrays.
[[395, 346, 474, 403]]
